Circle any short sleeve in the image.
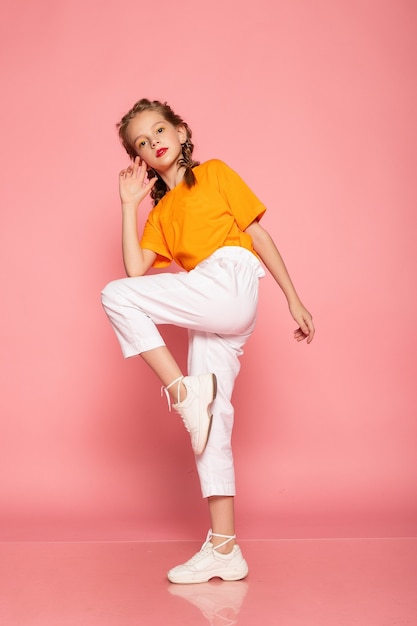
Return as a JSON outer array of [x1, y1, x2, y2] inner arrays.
[[213, 160, 266, 229], [141, 210, 172, 268]]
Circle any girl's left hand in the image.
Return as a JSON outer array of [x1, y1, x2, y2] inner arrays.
[[289, 302, 315, 344]]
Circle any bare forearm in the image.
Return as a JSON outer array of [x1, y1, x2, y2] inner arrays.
[[245, 220, 315, 343], [122, 203, 154, 276], [247, 222, 300, 305]]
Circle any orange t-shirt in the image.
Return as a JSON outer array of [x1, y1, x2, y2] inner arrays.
[[140, 159, 267, 271]]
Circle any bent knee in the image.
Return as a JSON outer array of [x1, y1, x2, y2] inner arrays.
[[101, 279, 125, 307]]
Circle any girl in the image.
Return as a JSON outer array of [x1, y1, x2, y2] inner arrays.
[[101, 98, 314, 584]]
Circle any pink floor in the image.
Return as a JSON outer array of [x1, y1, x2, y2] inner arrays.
[[1, 538, 416, 625]]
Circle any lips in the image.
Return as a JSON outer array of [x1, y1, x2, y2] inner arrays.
[[156, 148, 168, 158]]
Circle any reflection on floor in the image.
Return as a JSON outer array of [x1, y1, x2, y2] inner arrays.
[[1, 538, 416, 625]]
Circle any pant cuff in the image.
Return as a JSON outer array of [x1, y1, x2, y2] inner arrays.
[[200, 482, 236, 498]]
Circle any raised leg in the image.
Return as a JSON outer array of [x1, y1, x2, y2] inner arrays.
[[140, 345, 186, 403]]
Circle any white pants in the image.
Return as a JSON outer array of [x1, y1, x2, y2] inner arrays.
[[101, 247, 265, 497]]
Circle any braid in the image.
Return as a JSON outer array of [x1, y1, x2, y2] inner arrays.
[[117, 99, 200, 206], [178, 129, 199, 189], [149, 172, 168, 206]]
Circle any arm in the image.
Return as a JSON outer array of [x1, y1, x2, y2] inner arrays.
[[245, 221, 315, 343], [119, 156, 157, 277]]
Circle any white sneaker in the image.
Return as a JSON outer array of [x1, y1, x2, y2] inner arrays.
[[163, 374, 217, 455], [167, 530, 249, 584]]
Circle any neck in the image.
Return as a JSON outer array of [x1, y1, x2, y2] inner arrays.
[[159, 164, 186, 191]]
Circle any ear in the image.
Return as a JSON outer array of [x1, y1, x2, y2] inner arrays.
[[177, 125, 187, 145]]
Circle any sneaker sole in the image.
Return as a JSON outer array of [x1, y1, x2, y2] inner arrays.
[[198, 373, 217, 455], [168, 567, 249, 584]]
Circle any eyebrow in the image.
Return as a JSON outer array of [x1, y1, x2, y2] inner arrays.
[[132, 120, 166, 145]]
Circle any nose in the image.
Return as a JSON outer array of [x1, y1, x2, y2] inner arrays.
[[151, 137, 160, 148]]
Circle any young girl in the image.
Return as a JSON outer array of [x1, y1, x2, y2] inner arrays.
[[101, 98, 314, 584]]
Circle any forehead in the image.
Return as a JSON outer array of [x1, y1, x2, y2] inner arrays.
[[127, 110, 168, 140]]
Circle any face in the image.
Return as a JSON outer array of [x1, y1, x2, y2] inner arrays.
[[125, 109, 186, 172]]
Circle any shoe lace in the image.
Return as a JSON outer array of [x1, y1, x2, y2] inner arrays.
[[189, 529, 237, 561], [209, 529, 237, 552], [180, 530, 238, 570], [161, 375, 184, 412]]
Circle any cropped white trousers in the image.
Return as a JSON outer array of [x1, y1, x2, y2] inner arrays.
[[101, 246, 265, 497]]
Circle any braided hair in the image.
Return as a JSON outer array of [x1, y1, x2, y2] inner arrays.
[[117, 98, 199, 206]]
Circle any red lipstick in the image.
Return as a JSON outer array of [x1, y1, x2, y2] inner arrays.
[[156, 148, 168, 158]]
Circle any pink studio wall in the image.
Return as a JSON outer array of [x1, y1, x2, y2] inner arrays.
[[0, 0, 416, 541]]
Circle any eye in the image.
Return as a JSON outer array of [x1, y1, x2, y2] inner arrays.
[[156, 127, 164, 134], [137, 139, 147, 149]]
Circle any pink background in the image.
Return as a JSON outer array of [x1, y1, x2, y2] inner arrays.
[[1, 0, 416, 541]]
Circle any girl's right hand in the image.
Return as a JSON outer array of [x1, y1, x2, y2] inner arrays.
[[119, 156, 157, 207]]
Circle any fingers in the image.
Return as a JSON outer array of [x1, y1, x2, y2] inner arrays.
[[306, 322, 315, 343], [119, 157, 147, 179], [293, 328, 307, 342], [293, 317, 315, 344], [119, 166, 133, 178], [144, 176, 158, 192]]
